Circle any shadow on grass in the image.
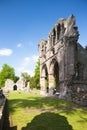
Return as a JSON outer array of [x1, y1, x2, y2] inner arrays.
[[8, 96, 75, 114], [2, 99, 17, 130], [22, 112, 73, 130]]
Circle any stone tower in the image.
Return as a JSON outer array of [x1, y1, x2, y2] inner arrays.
[[38, 15, 87, 106]]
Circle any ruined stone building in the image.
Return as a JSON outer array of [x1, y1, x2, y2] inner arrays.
[[4, 77, 26, 91], [38, 15, 87, 106]]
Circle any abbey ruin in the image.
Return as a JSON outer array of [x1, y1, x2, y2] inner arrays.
[[38, 15, 87, 106]]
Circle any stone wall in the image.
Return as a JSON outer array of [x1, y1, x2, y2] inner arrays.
[[70, 81, 87, 106], [38, 15, 87, 106], [0, 97, 6, 130], [77, 43, 87, 79], [4, 77, 26, 92]]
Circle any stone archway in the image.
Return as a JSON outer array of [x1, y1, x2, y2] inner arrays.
[[54, 60, 59, 92], [13, 84, 17, 90], [49, 58, 59, 95], [40, 64, 48, 95]]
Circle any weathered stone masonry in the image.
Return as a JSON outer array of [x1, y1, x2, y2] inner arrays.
[[38, 15, 87, 106]]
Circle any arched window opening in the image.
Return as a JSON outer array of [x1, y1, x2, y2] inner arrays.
[[54, 61, 59, 92], [13, 85, 17, 90]]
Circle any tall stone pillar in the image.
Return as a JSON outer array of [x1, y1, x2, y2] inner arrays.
[[49, 74, 54, 95], [40, 76, 46, 96]]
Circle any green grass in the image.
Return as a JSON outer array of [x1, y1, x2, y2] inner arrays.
[[8, 91, 87, 130]]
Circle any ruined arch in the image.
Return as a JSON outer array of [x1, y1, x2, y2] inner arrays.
[[13, 84, 17, 90], [40, 64, 49, 95], [38, 15, 87, 106], [49, 58, 59, 94], [41, 64, 48, 77]]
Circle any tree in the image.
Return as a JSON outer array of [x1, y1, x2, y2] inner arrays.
[[30, 76, 36, 89], [14, 76, 19, 83], [21, 72, 30, 87], [0, 64, 18, 87], [34, 59, 40, 89]]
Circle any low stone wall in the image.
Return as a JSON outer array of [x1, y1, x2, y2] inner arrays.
[[0, 97, 6, 130], [70, 81, 87, 106]]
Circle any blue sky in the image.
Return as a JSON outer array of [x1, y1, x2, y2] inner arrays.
[[0, 0, 87, 76]]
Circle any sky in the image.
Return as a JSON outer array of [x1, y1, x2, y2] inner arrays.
[[0, 0, 87, 77]]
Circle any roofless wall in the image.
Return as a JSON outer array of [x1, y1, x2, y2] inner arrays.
[[38, 15, 87, 106]]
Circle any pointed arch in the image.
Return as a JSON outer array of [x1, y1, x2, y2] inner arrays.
[[49, 58, 59, 94], [13, 84, 17, 90], [41, 64, 48, 77], [40, 64, 49, 95]]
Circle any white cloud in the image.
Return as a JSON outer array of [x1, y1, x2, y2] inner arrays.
[[16, 57, 31, 75], [16, 67, 34, 77], [19, 69, 34, 76], [16, 55, 39, 76], [22, 57, 30, 67], [32, 55, 39, 62], [17, 43, 22, 48], [0, 48, 13, 56]]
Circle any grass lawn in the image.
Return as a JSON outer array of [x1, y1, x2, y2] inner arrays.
[[8, 91, 87, 130]]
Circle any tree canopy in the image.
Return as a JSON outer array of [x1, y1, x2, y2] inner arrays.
[[30, 59, 40, 89], [34, 59, 40, 89], [0, 60, 40, 89], [0, 64, 19, 87], [21, 72, 30, 87]]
